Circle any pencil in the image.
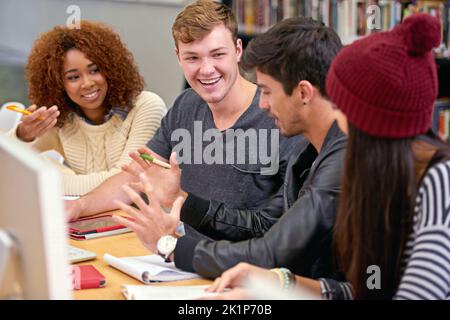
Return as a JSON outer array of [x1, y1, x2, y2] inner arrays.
[[6, 105, 45, 120], [139, 153, 171, 170]]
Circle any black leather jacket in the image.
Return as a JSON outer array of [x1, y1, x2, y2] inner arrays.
[[175, 122, 346, 279], [179, 136, 310, 242]]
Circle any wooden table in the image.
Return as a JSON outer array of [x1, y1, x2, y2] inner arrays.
[[71, 212, 211, 300]]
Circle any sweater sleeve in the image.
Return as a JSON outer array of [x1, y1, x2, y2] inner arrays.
[[394, 161, 450, 300], [62, 91, 167, 195], [319, 278, 354, 300]]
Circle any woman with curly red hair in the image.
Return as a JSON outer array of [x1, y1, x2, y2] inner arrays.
[[10, 20, 167, 196]]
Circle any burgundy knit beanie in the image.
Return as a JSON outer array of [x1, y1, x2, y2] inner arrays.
[[326, 13, 441, 138]]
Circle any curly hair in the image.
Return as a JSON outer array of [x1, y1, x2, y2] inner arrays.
[[26, 20, 144, 127]]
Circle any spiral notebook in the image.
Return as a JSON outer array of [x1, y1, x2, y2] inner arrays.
[[103, 253, 200, 283]]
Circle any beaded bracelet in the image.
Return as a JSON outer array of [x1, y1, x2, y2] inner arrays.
[[270, 267, 295, 290]]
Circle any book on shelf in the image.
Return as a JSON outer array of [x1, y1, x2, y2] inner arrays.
[[436, 98, 450, 142]]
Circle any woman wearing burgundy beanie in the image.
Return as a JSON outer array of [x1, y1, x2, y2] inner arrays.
[[205, 13, 450, 300], [328, 13, 450, 299]]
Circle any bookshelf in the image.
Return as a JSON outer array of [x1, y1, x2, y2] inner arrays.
[[226, 1, 450, 47], [223, 0, 450, 140]]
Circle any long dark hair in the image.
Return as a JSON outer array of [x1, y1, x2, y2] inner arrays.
[[334, 124, 450, 299]]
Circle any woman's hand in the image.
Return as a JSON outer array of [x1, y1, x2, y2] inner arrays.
[[65, 198, 85, 222], [16, 105, 60, 142], [206, 263, 279, 293]]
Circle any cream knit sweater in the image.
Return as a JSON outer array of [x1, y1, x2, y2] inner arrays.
[[10, 91, 167, 195]]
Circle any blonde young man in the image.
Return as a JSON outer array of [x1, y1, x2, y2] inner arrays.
[[67, 1, 300, 241]]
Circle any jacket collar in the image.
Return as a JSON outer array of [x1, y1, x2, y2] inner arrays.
[[321, 121, 346, 154], [290, 120, 345, 169], [284, 121, 346, 208]]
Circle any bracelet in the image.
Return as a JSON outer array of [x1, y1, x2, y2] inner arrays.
[[270, 267, 295, 290]]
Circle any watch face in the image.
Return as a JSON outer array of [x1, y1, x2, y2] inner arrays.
[[158, 235, 177, 255]]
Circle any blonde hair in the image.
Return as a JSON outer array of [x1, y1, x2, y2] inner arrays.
[[172, 0, 237, 48]]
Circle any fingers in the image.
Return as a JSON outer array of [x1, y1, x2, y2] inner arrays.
[[66, 211, 77, 222], [42, 105, 59, 119], [137, 147, 159, 159], [64, 200, 80, 222], [215, 274, 233, 293], [23, 105, 58, 123], [33, 116, 58, 136], [26, 104, 37, 112], [129, 151, 152, 171], [206, 273, 233, 293], [23, 104, 45, 122], [36, 106, 59, 125], [138, 173, 161, 210], [119, 183, 166, 233], [169, 152, 181, 176], [114, 198, 147, 226], [21, 106, 43, 126], [111, 214, 142, 233], [170, 195, 185, 222], [128, 181, 144, 193], [121, 161, 143, 178], [120, 184, 150, 217], [19, 105, 59, 141], [206, 277, 223, 292], [207, 263, 250, 293]]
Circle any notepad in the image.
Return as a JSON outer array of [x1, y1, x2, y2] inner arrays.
[[103, 253, 200, 283], [122, 284, 218, 300]]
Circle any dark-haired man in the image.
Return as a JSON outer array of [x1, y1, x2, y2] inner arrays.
[[114, 16, 347, 280]]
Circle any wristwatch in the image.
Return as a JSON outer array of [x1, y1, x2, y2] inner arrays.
[[156, 235, 177, 262]]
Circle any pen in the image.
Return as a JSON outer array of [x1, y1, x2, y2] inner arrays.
[[6, 105, 45, 120], [139, 153, 171, 170]]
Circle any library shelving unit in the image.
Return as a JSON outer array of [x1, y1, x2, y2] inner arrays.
[[225, 1, 449, 45], [222, 0, 450, 139]]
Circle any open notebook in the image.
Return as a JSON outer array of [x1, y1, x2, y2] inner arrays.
[[103, 253, 200, 283]]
